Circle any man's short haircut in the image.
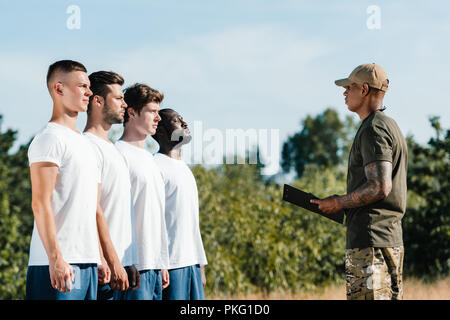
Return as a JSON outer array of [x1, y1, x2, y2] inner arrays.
[[46, 60, 87, 88], [152, 108, 175, 143], [87, 71, 125, 113], [123, 83, 164, 124], [158, 108, 175, 123]]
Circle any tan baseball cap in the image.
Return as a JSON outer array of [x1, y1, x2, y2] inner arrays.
[[335, 63, 389, 92]]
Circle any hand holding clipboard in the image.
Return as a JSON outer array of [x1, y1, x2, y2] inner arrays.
[[282, 184, 344, 224]]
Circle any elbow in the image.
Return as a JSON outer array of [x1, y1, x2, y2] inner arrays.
[[31, 199, 45, 217], [96, 208, 103, 219], [96, 205, 105, 220], [31, 200, 39, 213], [379, 183, 392, 199]]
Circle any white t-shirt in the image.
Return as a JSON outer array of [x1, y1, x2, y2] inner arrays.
[[115, 140, 169, 271], [27, 122, 101, 266], [84, 132, 137, 267], [154, 153, 208, 269]]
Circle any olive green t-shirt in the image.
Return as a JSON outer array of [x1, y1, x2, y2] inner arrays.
[[346, 110, 408, 249]]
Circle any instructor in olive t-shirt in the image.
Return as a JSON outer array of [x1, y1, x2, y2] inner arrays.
[[311, 63, 408, 300]]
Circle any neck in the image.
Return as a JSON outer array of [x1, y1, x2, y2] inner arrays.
[[159, 144, 182, 160], [84, 117, 112, 141], [356, 99, 383, 121], [356, 108, 372, 121], [49, 102, 79, 132], [120, 124, 147, 149]]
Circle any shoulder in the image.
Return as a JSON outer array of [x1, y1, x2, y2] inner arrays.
[[28, 128, 67, 166], [153, 153, 173, 169], [114, 140, 128, 154], [83, 132, 107, 151], [29, 127, 66, 153], [113, 142, 130, 168], [371, 111, 399, 131], [360, 112, 396, 137], [84, 136, 105, 165], [153, 153, 169, 164], [114, 141, 152, 171], [114, 141, 130, 163]]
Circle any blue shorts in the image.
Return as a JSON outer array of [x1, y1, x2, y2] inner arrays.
[[114, 269, 162, 300], [25, 264, 98, 300], [162, 264, 205, 300]]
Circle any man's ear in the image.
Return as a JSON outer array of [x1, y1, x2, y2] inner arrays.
[[93, 95, 104, 108], [362, 83, 370, 97], [127, 107, 135, 120], [54, 82, 64, 96]]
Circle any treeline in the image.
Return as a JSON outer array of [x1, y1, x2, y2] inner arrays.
[[0, 110, 449, 299]]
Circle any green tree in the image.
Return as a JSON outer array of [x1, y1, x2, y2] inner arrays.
[[194, 162, 346, 297], [1, 111, 449, 299], [281, 108, 357, 178], [404, 117, 450, 279], [0, 115, 32, 299]]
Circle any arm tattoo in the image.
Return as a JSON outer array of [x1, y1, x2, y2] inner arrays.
[[339, 161, 393, 209]]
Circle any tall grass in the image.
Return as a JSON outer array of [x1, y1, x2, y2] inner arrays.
[[211, 277, 450, 300]]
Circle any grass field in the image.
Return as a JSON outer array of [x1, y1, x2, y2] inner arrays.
[[213, 277, 450, 300]]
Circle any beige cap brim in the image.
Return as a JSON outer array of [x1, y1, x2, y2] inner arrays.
[[334, 78, 352, 87]]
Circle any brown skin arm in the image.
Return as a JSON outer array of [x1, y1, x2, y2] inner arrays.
[[310, 161, 393, 214], [127, 265, 141, 290]]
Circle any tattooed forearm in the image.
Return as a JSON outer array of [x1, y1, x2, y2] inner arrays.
[[339, 161, 392, 209]]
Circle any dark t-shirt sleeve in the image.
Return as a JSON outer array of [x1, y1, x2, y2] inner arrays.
[[359, 125, 393, 167]]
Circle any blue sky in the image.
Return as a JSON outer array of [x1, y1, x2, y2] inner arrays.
[[1, 1, 449, 175]]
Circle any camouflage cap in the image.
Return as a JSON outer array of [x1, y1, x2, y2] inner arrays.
[[335, 63, 389, 92]]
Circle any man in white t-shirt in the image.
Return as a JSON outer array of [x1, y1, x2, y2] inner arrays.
[[152, 108, 208, 300], [114, 83, 170, 300], [83, 71, 140, 300], [26, 60, 102, 300]]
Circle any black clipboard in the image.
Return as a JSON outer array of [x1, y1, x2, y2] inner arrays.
[[282, 184, 345, 224]]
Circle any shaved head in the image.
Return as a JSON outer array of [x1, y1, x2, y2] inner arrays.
[[46, 60, 87, 92]]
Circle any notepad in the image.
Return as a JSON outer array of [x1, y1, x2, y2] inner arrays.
[[282, 184, 345, 224]]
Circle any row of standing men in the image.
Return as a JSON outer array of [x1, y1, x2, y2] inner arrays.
[[25, 60, 207, 300]]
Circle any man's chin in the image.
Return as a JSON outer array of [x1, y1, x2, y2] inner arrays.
[[347, 105, 356, 112], [111, 116, 124, 125], [183, 134, 192, 144], [75, 104, 88, 113], [174, 134, 192, 147]]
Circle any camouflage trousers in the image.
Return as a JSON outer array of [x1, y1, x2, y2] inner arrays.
[[345, 246, 404, 300]]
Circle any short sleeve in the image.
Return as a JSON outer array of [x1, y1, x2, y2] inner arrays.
[[28, 133, 65, 167], [359, 125, 393, 167]]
